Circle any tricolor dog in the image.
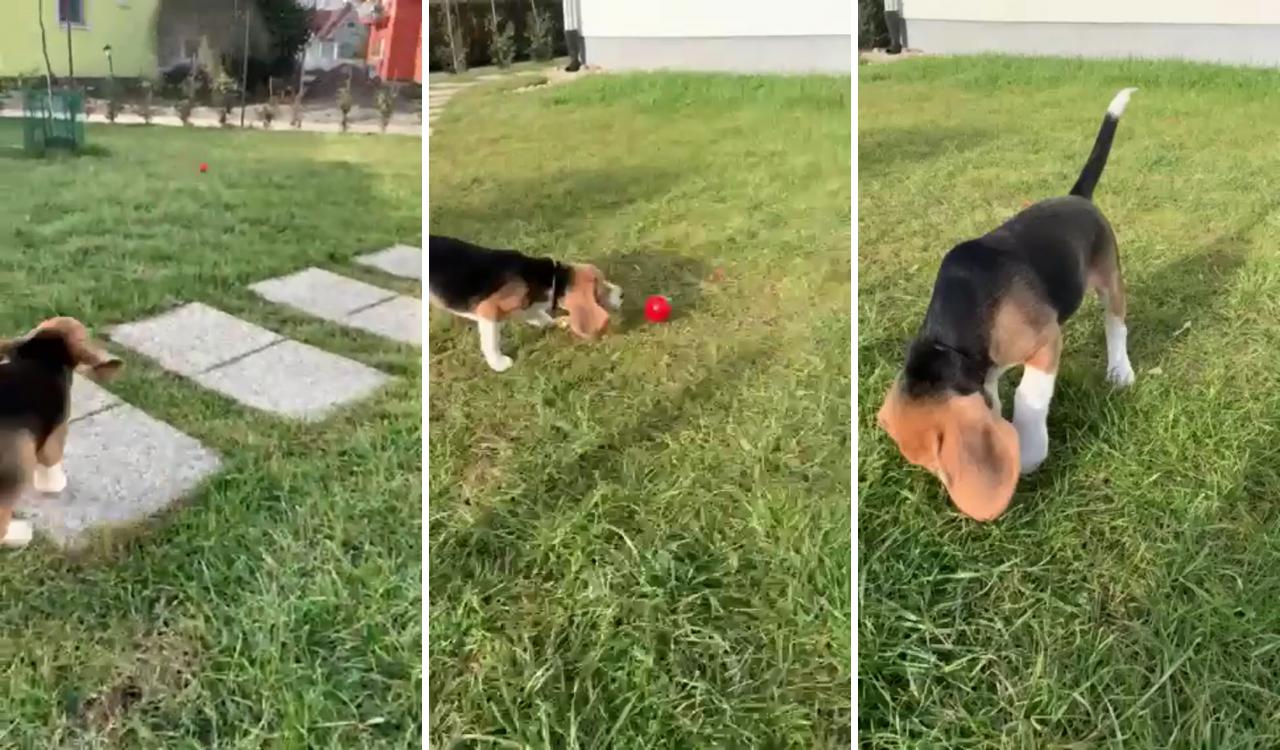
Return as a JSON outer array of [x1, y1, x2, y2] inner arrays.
[[0, 317, 123, 548], [428, 235, 623, 372], [877, 88, 1139, 522]]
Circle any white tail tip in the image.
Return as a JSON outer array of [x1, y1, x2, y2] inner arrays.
[[1107, 87, 1138, 118]]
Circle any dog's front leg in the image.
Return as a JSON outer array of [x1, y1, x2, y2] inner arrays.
[[477, 319, 513, 372], [1012, 365, 1055, 474]]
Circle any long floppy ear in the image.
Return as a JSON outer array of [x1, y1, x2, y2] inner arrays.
[[563, 264, 611, 339], [937, 394, 1020, 522], [39, 317, 124, 382]]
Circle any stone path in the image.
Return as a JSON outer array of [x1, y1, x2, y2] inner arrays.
[[110, 302, 391, 421], [428, 67, 570, 136], [15, 377, 222, 549], [250, 267, 421, 346], [11, 246, 419, 549], [356, 244, 422, 280]]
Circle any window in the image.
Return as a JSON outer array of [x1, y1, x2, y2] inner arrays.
[[59, 0, 86, 25]]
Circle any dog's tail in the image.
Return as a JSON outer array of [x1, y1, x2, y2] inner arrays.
[[1069, 87, 1137, 201]]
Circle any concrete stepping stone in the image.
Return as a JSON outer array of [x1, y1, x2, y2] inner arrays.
[[110, 302, 391, 421], [250, 267, 421, 346], [15, 377, 222, 549], [355, 245, 422, 280]]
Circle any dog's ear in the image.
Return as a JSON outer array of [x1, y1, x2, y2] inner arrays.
[[562, 264, 611, 339], [38, 317, 124, 382], [936, 394, 1019, 522]]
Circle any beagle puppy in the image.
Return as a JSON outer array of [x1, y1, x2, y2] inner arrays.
[[0, 317, 123, 548], [428, 235, 623, 372], [877, 88, 1139, 522]]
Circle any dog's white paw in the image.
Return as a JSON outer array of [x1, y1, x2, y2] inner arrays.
[[1016, 422, 1049, 475], [488, 355, 514, 373], [33, 463, 67, 493], [2, 519, 33, 549], [1107, 358, 1135, 387]]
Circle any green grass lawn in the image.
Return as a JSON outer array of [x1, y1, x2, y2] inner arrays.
[[0, 122, 421, 746], [429, 74, 851, 746], [860, 56, 1280, 746]]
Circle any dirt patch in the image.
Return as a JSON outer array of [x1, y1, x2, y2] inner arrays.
[[76, 629, 202, 740]]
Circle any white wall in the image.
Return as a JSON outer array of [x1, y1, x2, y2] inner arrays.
[[905, 0, 1280, 25], [581, 0, 851, 39]]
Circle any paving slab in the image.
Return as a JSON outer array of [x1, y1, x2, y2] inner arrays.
[[69, 376, 123, 421], [344, 295, 422, 346], [194, 339, 390, 421], [110, 302, 283, 375], [355, 245, 422, 280], [249, 267, 397, 320], [251, 268, 421, 346], [16, 403, 222, 549]]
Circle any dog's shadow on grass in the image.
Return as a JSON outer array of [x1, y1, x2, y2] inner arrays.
[[858, 125, 994, 175], [603, 248, 709, 332], [1016, 239, 1249, 514]]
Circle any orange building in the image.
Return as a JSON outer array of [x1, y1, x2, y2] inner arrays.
[[359, 0, 423, 83]]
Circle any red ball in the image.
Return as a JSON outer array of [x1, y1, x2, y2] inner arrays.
[[199, 162, 208, 173], [644, 294, 672, 323]]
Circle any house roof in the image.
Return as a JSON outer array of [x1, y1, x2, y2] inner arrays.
[[311, 4, 355, 39]]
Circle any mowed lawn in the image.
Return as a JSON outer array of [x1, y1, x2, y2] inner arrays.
[[860, 57, 1280, 746], [0, 122, 421, 746], [429, 75, 851, 746]]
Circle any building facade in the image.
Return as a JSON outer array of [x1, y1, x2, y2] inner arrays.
[[903, 0, 1280, 67], [0, 0, 160, 78], [579, 0, 851, 74]]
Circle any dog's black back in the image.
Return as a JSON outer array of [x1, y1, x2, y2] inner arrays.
[[428, 235, 571, 313], [0, 331, 75, 446]]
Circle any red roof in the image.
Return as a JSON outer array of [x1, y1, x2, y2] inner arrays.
[[312, 5, 355, 39]]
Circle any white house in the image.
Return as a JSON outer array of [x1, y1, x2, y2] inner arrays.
[[578, 0, 851, 74], [303, 1, 369, 71], [903, 0, 1280, 67]]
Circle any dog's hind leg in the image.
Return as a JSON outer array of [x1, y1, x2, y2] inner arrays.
[[1090, 236, 1135, 387]]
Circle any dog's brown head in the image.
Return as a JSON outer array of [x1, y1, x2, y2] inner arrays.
[[0, 317, 123, 382], [877, 379, 1019, 522], [559, 263, 623, 340]]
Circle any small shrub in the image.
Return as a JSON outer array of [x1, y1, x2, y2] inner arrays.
[[375, 82, 399, 132], [289, 85, 305, 128], [258, 80, 278, 129], [176, 71, 198, 126], [338, 70, 354, 132], [213, 70, 237, 127], [858, 0, 889, 50], [135, 80, 156, 124], [487, 13, 516, 69], [105, 79, 123, 123], [436, 0, 468, 73], [526, 4, 554, 61]]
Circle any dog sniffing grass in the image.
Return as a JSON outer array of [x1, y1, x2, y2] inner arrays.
[[430, 73, 851, 747], [862, 55, 1280, 746]]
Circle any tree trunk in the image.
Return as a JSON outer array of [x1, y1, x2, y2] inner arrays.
[[36, 0, 56, 92], [441, 0, 462, 73]]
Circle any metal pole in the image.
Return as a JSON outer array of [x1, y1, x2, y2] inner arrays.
[[239, 2, 251, 127]]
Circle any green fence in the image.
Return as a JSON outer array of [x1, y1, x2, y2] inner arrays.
[[22, 88, 86, 156]]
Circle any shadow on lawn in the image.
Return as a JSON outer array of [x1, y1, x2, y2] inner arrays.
[[603, 248, 708, 330], [858, 125, 994, 174], [0, 144, 111, 161], [431, 165, 679, 239], [1015, 235, 1249, 512]]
